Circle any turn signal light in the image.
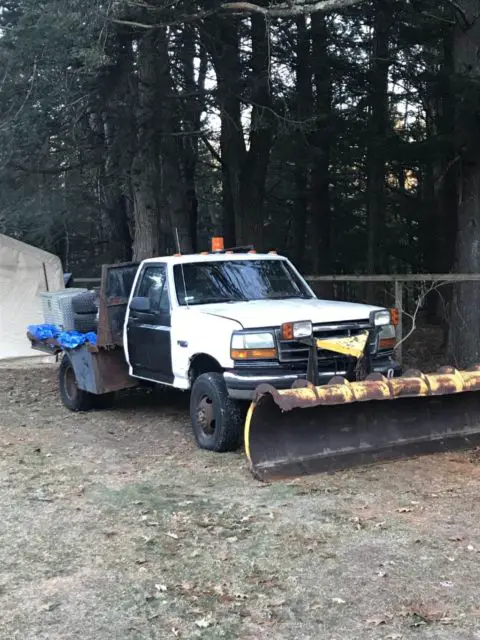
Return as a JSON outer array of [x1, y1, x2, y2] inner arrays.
[[379, 337, 396, 350], [231, 348, 277, 360], [390, 308, 399, 326], [281, 323, 294, 340]]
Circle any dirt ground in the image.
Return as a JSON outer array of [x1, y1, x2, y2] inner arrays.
[[2, 363, 480, 640]]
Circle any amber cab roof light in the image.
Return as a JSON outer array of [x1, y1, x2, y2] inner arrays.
[[211, 237, 224, 252]]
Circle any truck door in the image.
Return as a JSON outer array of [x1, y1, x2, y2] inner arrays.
[[126, 263, 173, 384]]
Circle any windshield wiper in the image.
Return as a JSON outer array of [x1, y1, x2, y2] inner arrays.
[[265, 293, 308, 300], [197, 297, 246, 305]]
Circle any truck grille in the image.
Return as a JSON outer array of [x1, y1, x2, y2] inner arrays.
[[277, 320, 370, 364]]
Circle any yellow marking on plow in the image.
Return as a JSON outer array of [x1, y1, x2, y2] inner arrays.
[[244, 401, 256, 465], [316, 330, 369, 359]]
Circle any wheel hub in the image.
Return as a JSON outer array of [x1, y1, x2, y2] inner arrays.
[[196, 395, 215, 435], [64, 365, 78, 401]]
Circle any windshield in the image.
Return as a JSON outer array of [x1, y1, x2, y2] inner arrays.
[[173, 259, 313, 306]]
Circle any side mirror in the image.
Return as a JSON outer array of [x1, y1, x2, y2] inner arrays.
[[130, 296, 151, 313]]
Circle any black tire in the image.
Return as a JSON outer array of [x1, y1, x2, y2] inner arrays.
[[92, 392, 116, 410], [59, 355, 93, 411], [73, 312, 97, 333], [72, 292, 97, 315], [190, 372, 244, 452]]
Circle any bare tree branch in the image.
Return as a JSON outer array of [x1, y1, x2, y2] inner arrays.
[[388, 281, 451, 349], [112, 0, 365, 28], [220, 0, 364, 17]]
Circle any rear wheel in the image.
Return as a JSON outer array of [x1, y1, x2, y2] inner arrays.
[[190, 372, 244, 452], [59, 355, 93, 411]]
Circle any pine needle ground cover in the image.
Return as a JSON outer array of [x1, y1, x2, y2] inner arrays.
[[1, 364, 480, 640]]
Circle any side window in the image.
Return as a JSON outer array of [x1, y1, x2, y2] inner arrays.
[[136, 265, 170, 314]]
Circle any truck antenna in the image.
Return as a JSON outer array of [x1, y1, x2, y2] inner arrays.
[[175, 228, 189, 309]]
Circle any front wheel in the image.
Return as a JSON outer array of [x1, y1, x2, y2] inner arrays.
[[190, 372, 244, 452]]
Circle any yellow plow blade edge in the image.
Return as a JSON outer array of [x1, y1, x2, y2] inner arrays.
[[244, 366, 480, 481]]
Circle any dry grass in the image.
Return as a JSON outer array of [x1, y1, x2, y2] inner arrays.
[[2, 364, 480, 639]]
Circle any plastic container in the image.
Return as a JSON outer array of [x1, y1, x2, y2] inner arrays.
[[40, 288, 88, 330]]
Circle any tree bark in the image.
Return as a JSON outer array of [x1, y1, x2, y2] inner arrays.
[[447, 1, 480, 366]]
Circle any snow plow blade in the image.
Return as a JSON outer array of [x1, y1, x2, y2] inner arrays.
[[244, 367, 480, 481]]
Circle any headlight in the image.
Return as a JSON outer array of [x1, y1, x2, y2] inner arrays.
[[281, 320, 313, 340], [231, 332, 275, 350], [370, 309, 391, 327], [231, 332, 277, 360]]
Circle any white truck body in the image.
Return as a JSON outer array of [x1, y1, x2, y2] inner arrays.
[[122, 252, 399, 399]]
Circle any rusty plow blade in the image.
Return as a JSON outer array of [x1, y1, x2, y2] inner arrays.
[[244, 367, 480, 481]]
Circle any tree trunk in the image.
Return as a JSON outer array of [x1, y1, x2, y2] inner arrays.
[[238, 12, 274, 248], [292, 16, 312, 271], [309, 13, 333, 275], [130, 31, 163, 261], [204, 9, 274, 249], [204, 15, 245, 248], [447, 1, 480, 366], [366, 1, 392, 274], [423, 24, 457, 332]]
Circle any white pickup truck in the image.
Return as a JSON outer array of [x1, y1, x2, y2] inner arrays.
[[28, 246, 400, 453]]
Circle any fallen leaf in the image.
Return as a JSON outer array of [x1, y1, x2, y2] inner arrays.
[[267, 597, 286, 607], [467, 544, 475, 551], [195, 617, 214, 629], [40, 602, 60, 612], [165, 532, 178, 539], [366, 615, 389, 626]]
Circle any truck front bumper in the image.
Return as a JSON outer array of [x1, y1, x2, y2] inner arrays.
[[224, 355, 402, 401]]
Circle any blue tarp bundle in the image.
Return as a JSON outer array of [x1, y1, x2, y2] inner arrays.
[[27, 324, 97, 349]]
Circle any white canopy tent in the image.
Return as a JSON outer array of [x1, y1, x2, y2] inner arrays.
[[0, 234, 64, 360]]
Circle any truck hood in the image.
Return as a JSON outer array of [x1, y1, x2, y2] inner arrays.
[[196, 298, 382, 329]]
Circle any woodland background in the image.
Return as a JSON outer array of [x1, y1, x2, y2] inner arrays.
[[1, 0, 480, 363]]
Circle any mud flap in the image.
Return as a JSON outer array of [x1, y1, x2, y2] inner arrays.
[[244, 367, 480, 481]]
